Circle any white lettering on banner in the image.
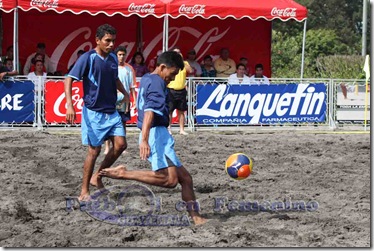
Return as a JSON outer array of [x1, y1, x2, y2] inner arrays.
[[51, 27, 92, 73], [54, 87, 83, 117], [30, 0, 59, 8], [0, 1, 3, 8], [128, 3, 155, 13], [196, 84, 325, 124], [271, 7, 296, 18], [179, 4, 206, 15], [1, 94, 24, 111]]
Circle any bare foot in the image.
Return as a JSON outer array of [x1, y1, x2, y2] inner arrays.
[[189, 211, 208, 225], [192, 215, 208, 225], [78, 193, 91, 202], [90, 172, 105, 189], [99, 165, 127, 179]]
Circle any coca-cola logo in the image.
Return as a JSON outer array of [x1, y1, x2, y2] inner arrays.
[[271, 7, 296, 17], [30, 0, 59, 9], [54, 87, 84, 117], [128, 3, 155, 13], [179, 4, 205, 15]]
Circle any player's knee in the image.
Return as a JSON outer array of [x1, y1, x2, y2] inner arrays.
[[119, 141, 127, 151], [88, 147, 101, 158], [179, 172, 192, 186], [165, 177, 178, 188]]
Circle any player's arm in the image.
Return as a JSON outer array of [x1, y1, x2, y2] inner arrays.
[[184, 61, 193, 74], [130, 66, 137, 109], [64, 76, 76, 124], [140, 111, 153, 160], [116, 78, 130, 103]]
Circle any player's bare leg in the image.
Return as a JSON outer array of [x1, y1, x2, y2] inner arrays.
[[177, 166, 207, 225], [90, 136, 127, 189], [178, 110, 188, 135], [104, 140, 110, 155], [99, 165, 179, 188], [100, 165, 207, 225], [340, 83, 348, 99], [79, 145, 101, 201]]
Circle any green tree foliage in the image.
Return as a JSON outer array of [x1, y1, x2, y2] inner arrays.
[[271, 0, 370, 78], [316, 55, 366, 79]]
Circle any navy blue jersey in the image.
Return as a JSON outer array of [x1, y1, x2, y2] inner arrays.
[[68, 49, 119, 113], [137, 73, 169, 129]]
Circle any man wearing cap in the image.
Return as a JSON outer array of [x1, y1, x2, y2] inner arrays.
[[23, 42, 54, 75], [186, 49, 202, 77]]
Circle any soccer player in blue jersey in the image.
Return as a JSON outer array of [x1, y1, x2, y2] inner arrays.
[[64, 24, 129, 202], [100, 51, 207, 225]]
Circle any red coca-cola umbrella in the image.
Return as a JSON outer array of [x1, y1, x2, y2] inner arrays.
[[0, 0, 17, 12], [17, 0, 166, 17], [163, 0, 308, 77], [167, 0, 307, 21]]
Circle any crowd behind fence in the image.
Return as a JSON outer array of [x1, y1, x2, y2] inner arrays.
[[0, 76, 370, 131]]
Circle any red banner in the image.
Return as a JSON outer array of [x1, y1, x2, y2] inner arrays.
[[2, 10, 271, 77], [44, 80, 179, 124]]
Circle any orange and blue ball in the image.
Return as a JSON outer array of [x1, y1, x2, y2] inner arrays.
[[225, 153, 253, 180]]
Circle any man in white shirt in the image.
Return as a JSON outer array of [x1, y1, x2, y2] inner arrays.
[[186, 49, 202, 77], [228, 63, 251, 84], [249, 63, 270, 85], [23, 42, 54, 75]]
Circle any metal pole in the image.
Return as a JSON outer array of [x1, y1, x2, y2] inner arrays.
[[13, 8, 19, 73], [162, 16, 167, 52], [362, 0, 368, 56], [300, 19, 307, 80]]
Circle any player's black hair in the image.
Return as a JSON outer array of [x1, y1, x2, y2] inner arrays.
[[157, 51, 184, 70], [115, 46, 127, 54], [96, 24, 117, 40], [255, 63, 264, 70]]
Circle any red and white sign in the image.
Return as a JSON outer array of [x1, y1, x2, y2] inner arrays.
[[2, 12, 272, 77], [128, 3, 156, 14], [44, 80, 180, 124], [271, 7, 297, 18], [168, 0, 307, 21]]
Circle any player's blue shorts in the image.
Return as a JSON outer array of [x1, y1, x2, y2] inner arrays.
[[81, 106, 125, 147], [139, 126, 182, 171]]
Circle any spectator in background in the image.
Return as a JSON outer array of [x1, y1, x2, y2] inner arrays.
[[249, 63, 270, 85], [27, 59, 47, 103], [1, 45, 22, 73], [147, 50, 162, 73], [104, 46, 137, 155], [24, 42, 54, 75], [239, 57, 250, 76], [68, 50, 86, 73], [214, 48, 236, 78], [201, 55, 216, 77], [131, 51, 149, 77], [0, 61, 18, 81], [27, 59, 47, 83], [186, 49, 202, 77], [228, 63, 251, 85], [30, 53, 47, 73], [167, 46, 193, 135], [3, 58, 14, 71]]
